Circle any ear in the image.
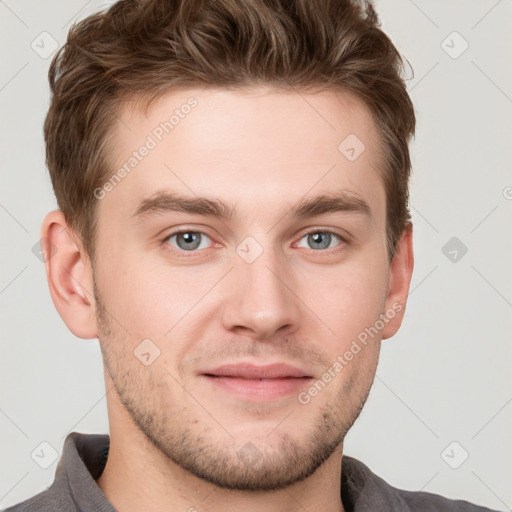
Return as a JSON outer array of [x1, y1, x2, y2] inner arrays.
[[382, 222, 414, 340], [40, 210, 98, 339]]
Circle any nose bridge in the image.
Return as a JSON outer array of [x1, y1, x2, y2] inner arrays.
[[221, 238, 301, 338]]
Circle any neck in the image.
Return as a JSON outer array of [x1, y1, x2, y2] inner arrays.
[[97, 398, 346, 512]]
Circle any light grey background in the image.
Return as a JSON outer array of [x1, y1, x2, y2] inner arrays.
[[1, 0, 511, 510]]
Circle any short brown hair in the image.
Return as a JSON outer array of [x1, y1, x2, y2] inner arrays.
[[44, 0, 415, 262]]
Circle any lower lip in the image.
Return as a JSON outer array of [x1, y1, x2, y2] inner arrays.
[[202, 375, 312, 400]]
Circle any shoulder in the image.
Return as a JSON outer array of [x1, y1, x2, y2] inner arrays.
[[398, 488, 501, 512], [342, 455, 502, 512], [3, 432, 107, 512], [2, 479, 76, 512]]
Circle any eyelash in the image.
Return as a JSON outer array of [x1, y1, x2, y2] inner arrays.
[[160, 228, 347, 258]]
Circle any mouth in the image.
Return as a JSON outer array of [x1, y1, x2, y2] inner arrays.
[[200, 363, 314, 400]]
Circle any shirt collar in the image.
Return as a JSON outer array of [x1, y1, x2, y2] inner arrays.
[[56, 431, 409, 511]]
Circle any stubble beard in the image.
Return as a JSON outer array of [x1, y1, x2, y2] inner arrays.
[[93, 278, 375, 491]]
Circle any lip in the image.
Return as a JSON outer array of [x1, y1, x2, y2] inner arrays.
[[200, 363, 313, 400], [203, 363, 311, 379]]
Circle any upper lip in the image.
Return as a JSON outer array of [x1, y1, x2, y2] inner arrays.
[[202, 363, 311, 379]]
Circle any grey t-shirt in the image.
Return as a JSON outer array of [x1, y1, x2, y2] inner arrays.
[[4, 432, 502, 511]]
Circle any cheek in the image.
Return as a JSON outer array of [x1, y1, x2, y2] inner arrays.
[[299, 257, 389, 342], [96, 222, 389, 349], [98, 252, 218, 340]]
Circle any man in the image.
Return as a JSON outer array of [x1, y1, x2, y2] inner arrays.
[[6, 0, 501, 510]]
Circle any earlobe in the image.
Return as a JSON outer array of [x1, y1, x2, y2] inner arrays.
[[382, 222, 414, 340], [41, 210, 99, 339]]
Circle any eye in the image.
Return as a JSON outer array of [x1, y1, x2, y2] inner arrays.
[[161, 228, 346, 257], [163, 230, 214, 252], [296, 230, 344, 251]]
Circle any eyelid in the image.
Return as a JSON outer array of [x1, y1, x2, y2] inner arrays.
[[294, 228, 346, 251], [160, 226, 349, 257], [161, 228, 217, 256]]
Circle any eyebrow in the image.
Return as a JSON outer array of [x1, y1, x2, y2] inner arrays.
[[131, 190, 372, 222]]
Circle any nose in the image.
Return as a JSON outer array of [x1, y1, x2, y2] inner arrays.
[[220, 244, 302, 340]]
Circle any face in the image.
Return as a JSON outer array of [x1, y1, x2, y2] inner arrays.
[[91, 86, 399, 490]]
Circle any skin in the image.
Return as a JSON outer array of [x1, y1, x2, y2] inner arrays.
[[42, 86, 414, 512]]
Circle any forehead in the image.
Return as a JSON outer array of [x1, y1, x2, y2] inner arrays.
[[100, 86, 385, 226]]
